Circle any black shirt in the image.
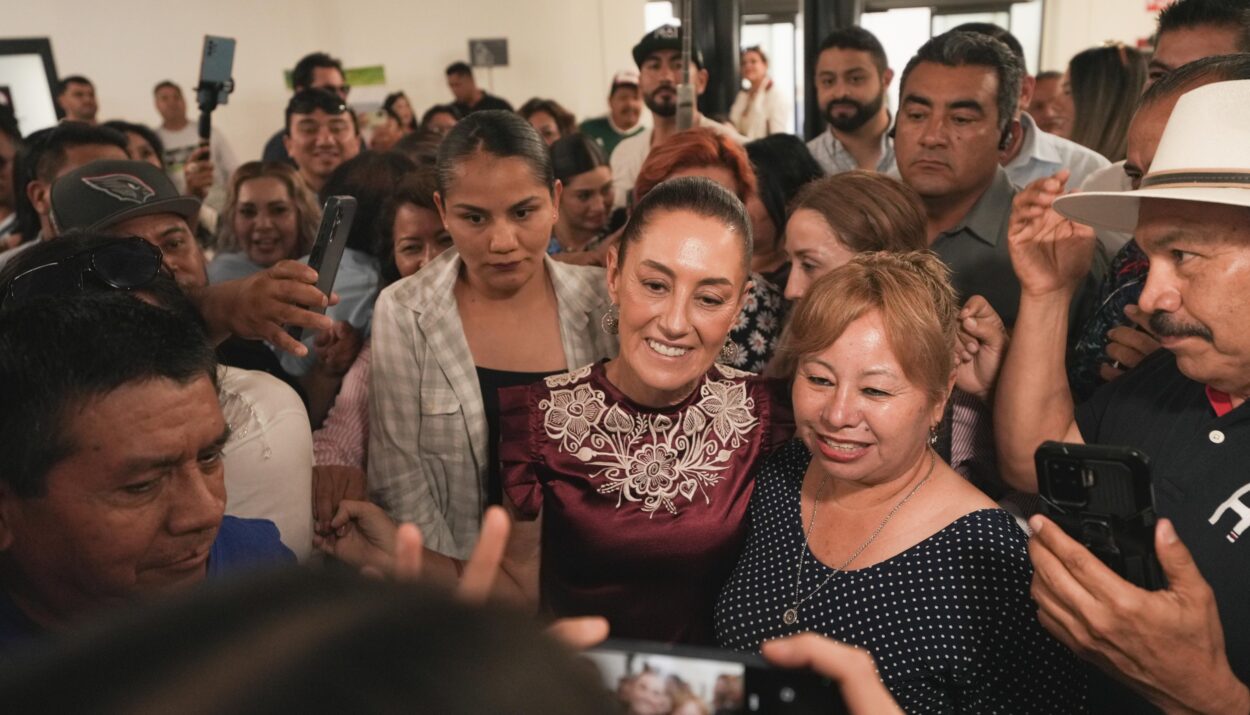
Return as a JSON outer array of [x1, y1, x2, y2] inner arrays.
[[1076, 349, 1250, 710], [475, 366, 559, 506], [453, 92, 513, 116]]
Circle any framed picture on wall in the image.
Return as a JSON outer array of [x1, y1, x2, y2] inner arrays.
[[0, 38, 60, 134]]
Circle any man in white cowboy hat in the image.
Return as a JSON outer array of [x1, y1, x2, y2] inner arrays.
[[997, 79, 1250, 713]]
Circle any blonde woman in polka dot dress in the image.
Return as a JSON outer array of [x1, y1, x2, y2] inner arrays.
[[716, 252, 1086, 713]]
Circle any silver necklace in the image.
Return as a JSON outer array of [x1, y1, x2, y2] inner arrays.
[[782, 451, 936, 626]]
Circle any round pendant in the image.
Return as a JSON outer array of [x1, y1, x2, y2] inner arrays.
[[782, 608, 798, 625]]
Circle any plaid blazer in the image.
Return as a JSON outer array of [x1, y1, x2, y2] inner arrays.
[[368, 249, 616, 558]]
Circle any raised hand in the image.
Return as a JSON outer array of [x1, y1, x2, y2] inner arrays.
[[955, 295, 1009, 402], [1099, 304, 1162, 382], [184, 144, 214, 199], [1008, 171, 1098, 299], [201, 260, 336, 355], [313, 499, 399, 574], [313, 321, 363, 376]]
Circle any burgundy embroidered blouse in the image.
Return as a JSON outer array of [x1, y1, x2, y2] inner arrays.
[[500, 361, 792, 644]]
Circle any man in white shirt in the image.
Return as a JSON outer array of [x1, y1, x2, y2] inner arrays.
[[610, 25, 745, 208], [153, 80, 237, 207], [806, 26, 896, 176], [954, 23, 1109, 189]]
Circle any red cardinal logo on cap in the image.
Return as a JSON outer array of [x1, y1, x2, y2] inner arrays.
[[81, 174, 157, 205]]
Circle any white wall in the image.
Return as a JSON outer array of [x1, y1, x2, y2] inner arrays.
[[4, 0, 645, 159], [1039, 0, 1159, 73]]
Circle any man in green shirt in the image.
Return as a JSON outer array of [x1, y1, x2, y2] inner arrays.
[[578, 70, 645, 160]]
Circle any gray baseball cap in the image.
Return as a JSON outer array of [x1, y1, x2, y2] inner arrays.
[[50, 159, 201, 234]]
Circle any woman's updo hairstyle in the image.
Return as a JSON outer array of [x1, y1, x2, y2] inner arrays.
[[435, 110, 554, 196], [616, 176, 753, 277]]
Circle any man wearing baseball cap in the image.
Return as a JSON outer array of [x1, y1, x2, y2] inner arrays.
[[578, 70, 646, 161], [997, 79, 1250, 713], [609, 25, 746, 208], [49, 159, 333, 357]]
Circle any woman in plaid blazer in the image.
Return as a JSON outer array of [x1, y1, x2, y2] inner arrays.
[[368, 111, 616, 559]]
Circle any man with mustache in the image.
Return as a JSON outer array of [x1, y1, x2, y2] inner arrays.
[[894, 30, 1099, 329], [996, 77, 1250, 714], [805, 27, 896, 176], [610, 25, 745, 208]]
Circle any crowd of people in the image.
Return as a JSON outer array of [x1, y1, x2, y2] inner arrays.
[[1, 1, 1249, 712]]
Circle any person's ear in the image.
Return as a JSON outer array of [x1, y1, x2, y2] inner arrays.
[[282, 133, 293, 157], [551, 179, 563, 223], [883, 67, 895, 89], [433, 190, 448, 228], [1019, 75, 1037, 113], [27, 179, 49, 215], [931, 370, 958, 426], [605, 244, 622, 303], [696, 68, 710, 95]]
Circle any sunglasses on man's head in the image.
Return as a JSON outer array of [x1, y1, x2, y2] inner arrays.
[[2, 237, 164, 309]]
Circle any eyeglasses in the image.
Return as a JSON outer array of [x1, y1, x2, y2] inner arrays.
[[3, 237, 164, 308]]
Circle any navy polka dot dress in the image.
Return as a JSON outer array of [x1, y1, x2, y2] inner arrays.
[[715, 440, 1087, 713]]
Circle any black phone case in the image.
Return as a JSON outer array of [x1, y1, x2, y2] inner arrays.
[[287, 196, 357, 342], [1035, 441, 1165, 590]]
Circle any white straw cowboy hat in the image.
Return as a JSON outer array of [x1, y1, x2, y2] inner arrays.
[[1054, 79, 1250, 233]]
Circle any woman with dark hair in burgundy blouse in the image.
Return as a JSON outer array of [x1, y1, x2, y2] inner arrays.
[[496, 176, 791, 644], [318, 176, 790, 644]]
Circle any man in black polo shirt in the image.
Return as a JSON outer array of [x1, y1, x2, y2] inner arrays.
[[445, 62, 513, 115], [894, 30, 1100, 329], [998, 79, 1250, 713]]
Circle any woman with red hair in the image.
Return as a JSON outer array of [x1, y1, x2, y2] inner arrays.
[[632, 128, 786, 372]]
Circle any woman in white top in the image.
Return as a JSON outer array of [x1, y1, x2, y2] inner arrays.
[[728, 47, 791, 140]]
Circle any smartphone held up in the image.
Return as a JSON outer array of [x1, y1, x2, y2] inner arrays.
[[1035, 441, 1166, 590], [584, 640, 845, 715]]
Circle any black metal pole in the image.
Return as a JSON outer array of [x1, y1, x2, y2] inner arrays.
[[693, 0, 741, 121]]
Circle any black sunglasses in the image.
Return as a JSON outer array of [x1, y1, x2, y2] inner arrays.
[[3, 237, 164, 308]]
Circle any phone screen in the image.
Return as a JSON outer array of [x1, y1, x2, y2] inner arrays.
[[584, 641, 844, 715], [584, 646, 749, 714]]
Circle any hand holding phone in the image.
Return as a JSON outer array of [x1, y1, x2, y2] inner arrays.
[[288, 196, 357, 341], [1035, 441, 1165, 590]]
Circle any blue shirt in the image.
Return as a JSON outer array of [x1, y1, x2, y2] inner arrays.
[[278, 247, 380, 377], [207, 251, 268, 284], [0, 516, 294, 653]]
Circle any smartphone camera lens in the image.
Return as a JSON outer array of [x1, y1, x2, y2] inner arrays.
[[778, 686, 796, 703], [1048, 459, 1088, 507]]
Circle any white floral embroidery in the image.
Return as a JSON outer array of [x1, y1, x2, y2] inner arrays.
[[540, 372, 759, 517], [713, 363, 756, 380], [544, 364, 594, 388]]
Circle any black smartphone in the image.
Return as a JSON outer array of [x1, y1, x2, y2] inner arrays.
[[1034, 441, 1165, 590], [288, 196, 356, 341], [583, 639, 846, 715]]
